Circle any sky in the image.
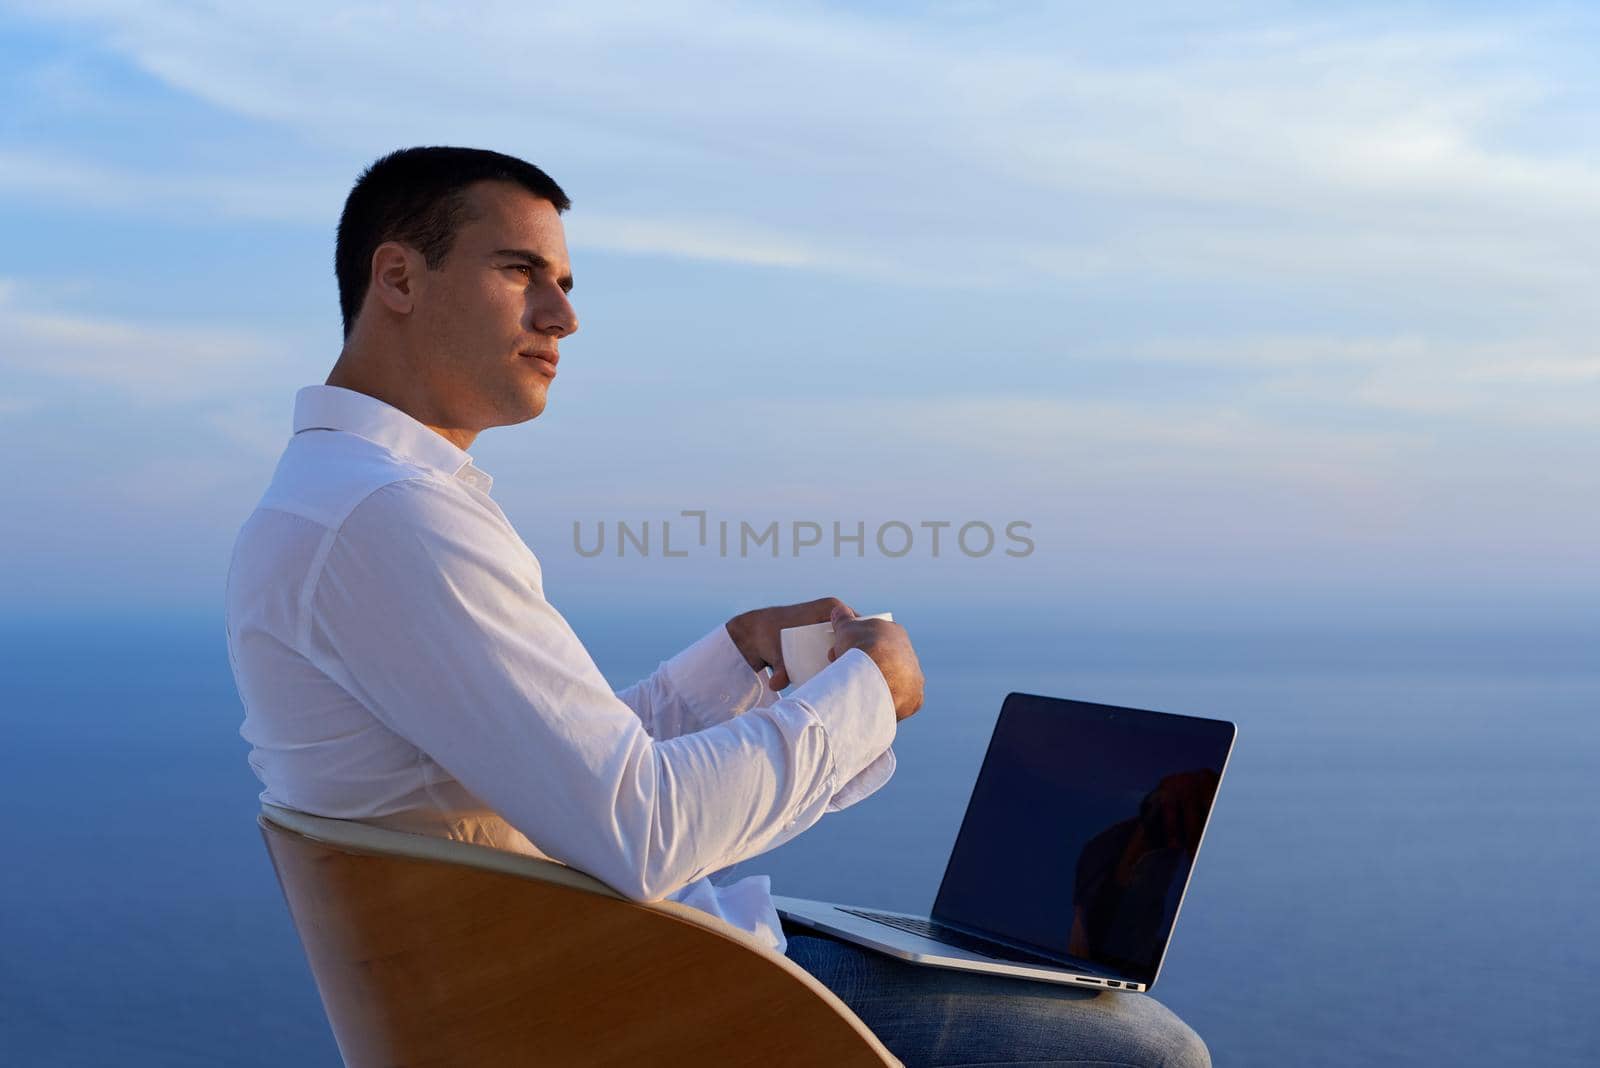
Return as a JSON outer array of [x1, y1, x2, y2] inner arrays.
[[1, 0, 1596, 632]]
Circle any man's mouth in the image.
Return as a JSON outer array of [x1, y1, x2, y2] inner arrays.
[[520, 350, 560, 375]]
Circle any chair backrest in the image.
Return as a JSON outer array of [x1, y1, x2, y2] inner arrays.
[[259, 804, 900, 1066]]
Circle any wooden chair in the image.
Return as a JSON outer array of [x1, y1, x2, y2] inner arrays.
[[258, 804, 901, 1066]]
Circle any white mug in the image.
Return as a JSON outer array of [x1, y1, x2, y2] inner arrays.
[[779, 611, 894, 689]]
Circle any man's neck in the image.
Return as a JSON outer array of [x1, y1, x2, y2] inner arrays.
[[325, 351, 478, 452]]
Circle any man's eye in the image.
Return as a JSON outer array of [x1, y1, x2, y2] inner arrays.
[[507, 264, 532, 276]]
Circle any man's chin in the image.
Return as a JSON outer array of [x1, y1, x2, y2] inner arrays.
[[488, 393, 546, 428], [520, 387, 548, 422]]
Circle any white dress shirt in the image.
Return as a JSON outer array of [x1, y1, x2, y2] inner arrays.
[[224, 384, 897, 953]]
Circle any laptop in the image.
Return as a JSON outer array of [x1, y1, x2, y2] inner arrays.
[[774, 692, 1236, 992]]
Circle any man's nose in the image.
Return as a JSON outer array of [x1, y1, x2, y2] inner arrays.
[[534, 288, 578, 338]]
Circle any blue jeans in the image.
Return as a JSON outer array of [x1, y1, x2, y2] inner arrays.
[[781, 919, 1211, 1068]]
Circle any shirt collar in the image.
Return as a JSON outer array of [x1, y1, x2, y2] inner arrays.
[[292, 384, 494, 493]]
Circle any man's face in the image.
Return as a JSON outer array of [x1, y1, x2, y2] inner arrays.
[[410, 180, 578, 429]]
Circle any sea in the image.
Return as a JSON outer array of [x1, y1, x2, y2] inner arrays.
[[2, 608, 1596, 1066]]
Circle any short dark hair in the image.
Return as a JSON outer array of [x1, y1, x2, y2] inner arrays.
[[335, 146, 571, 338]]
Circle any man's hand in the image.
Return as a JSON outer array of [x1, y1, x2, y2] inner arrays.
[[725, 596, 853, 690], [827, 604, 925, 722]]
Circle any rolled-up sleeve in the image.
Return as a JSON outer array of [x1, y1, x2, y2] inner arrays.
[[301, 476, 898, 902]]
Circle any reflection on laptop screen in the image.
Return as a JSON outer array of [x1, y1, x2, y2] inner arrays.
[[930, 694, 1235, 982]]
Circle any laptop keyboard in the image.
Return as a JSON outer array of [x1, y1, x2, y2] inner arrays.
[[837, 907, 1069, 969]]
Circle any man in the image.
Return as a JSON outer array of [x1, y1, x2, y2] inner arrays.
[[225, 146, 1209, 1067]]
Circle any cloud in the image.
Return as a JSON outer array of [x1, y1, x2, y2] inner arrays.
[[0, 146, 926, 279], [2, 1, 1597, 580], [0, 277, 294, 404], [1120, 332, 1600, 429], [571, 213, 816, 269], [5, 1, 1598, 306], [0, 147, 343, 223], [748, 390, 1421, 482]]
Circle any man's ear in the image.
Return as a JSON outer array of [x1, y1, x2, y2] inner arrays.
[[369, 241, 425, 317]]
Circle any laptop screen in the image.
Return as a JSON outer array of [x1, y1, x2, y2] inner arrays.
[[930, 693, 1235, 983]]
